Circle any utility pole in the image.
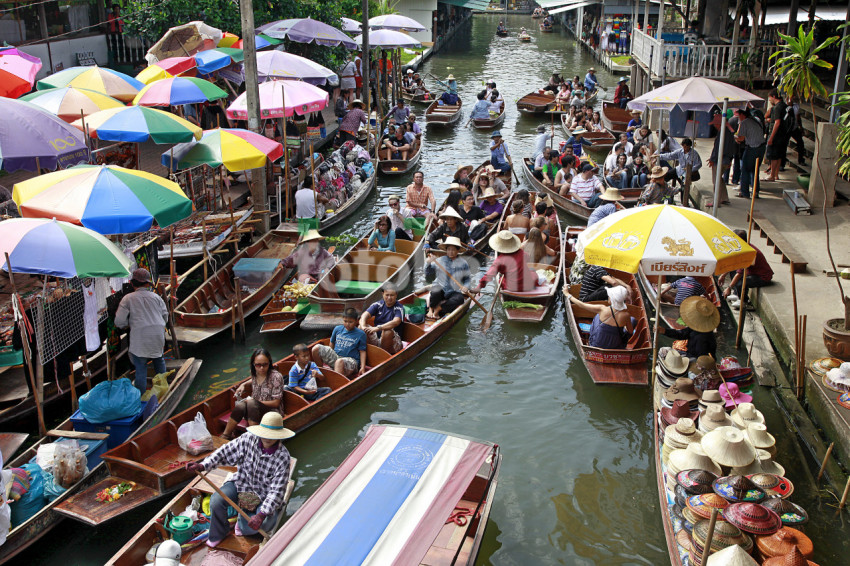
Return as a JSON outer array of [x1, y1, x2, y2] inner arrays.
[[362, 0, 371, 113], [239, 0, 269, 231]]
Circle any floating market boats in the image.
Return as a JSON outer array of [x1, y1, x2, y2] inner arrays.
[[471, 103, 506, 130], [637, 267, 723, 330], [517, 91, 555, 114], [602, 101, 633, 135], [425, 98, 463, 127], [561, 115, 616, 149], [377, 133, 422, 176]]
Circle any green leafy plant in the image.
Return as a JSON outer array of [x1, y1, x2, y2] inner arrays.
[[374, 0, 401, 17], [729, 52, 756, 91]]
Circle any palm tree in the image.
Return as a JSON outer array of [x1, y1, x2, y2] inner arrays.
[[770, 25, 849, 329]]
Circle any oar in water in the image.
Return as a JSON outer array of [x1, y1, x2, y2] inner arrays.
[[430, 257, 486, 314], [507, 156, 520, 185], [196, 470, 270, 541], [480, 276, 502, 331]]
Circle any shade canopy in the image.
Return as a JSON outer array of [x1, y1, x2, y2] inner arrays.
[[0, 218, 132, 278], [13, 164, 192, 234], [0, 47, 42, 99], [162, 128, 283, 172], [340, 17, 361, 32], [194, 48, 244, 75], [355, 29, 422, 49], [258, 18, 358, 49], [37, 66, 144, 103], [20, 87, 125, 122], [256, 51, 338, 85], [135, 57, 197, 85], [146, 21, 223, 64], [226, 79, 329, 119], [368, 14, 427, 32], [627, 77, 763, 112], [75, 106, 203, 144], [132, 77, 227, 107]]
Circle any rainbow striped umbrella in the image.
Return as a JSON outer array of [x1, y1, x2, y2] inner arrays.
[[20, 87, 125, 122], [217, 32, 240, 48], [194, 48, 244, 74], [132, 77, 227, 107], [13, 164, 192, 234], [162, 128, 283, 172], [233, 34, 278, 50], [74, 106, 202, 144], [0, 218, 132, 278], [135, 56, 197, 85], [37, 66, 144, 103], [0, 47, 42, 99]]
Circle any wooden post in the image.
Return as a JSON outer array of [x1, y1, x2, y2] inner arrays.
[[791, 264, 799, 377], [68, 360, 78, 412], [798, 315, 807, 400], [699, 508, 720, 565], [682, 163, 691, 208], [817, 442, 834, 482], [650, 274, 662, 383], [310, 142, 318, 221], [234, 277, 246, 342], [202, 218, 209, 281], [227, 190, 237, 255], [840, 475, 850, 510], [80, 355, 92, 390]]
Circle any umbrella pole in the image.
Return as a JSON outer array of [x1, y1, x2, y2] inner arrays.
[[80, 110, 91, 162], [735, 159, 760, 349], [136, 142, 140, 170], [4, 253, 47, 437], [310, 142, 318, 222], [651, 274, 662, 384], [202, 218, 209, 281], [281, 84, 292, 223], [35, 157, 41, 175], [711, 98, 729, 217]]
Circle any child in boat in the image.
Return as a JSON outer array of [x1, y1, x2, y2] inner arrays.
[[287, 344, 331, 402], [311, 308, 367, 377]]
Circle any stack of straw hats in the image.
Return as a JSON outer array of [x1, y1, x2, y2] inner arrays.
[[657, 350, 690, 389], [711, 475, 766, 503], [689, 519, 754, 566], [700, 405, 734, 433], [663, 377, 700, 411], [732, 449, 785, 477], [661, 399, 700, 428], [701, 427, 757, 470], [730, 403, 765, 430], [699, 389, 726, 413], [667, 444, 722, 491], [745, 423, 776, 457], [662, 418, 703, 464]]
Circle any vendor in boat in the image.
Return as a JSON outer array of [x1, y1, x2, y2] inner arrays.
[[659, 276, 706, 306], [311, 307, 368, 377], [584, 67, 599, 93], [566, 127, 593, 159], [360, 283, 404, 354], [614, 77, 633, 109], [569, 163, 605, 208], [185, 412, 293, 547], [489, 131, 512, 174], [220, 348, 285, 440], [472, 231, 539, 293], [566, 286, 634, 350], [280, 229, 335, 284], [497, 20, 507, 34], [587, 187, 624, 227], [337, 99, 367, 144], [287, 343, 332, 401], [382, 127, 412, 161], [405, 171, 436, 218], [387, 194, 414, 241], [427, 207, 469, 249], [425, 236, 472, 318], [657, 296, 719, 361], [368, 215, 396, 252]]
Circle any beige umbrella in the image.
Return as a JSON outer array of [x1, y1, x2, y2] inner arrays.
[[146, 21, 223, 65]]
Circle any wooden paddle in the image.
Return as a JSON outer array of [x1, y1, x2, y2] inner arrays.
[[430, 257, 486, 314], [480, 276, 502, 332], [196, 469, 270, 540], [508, 156, 520, 185]]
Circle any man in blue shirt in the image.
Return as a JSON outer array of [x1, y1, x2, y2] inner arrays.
[[626, 110, 642, 141], [424, 236, 472, 318], [489, 130, 511, 173], [584, 67, 599, 93], [360, 284, 405, 354], [471, 91, 491, 120], [311, 308, 367, 377]]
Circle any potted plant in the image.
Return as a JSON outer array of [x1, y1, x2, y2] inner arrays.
[[771, 26, 850, 359]]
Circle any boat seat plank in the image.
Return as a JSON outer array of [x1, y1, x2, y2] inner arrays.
[[47, 429, 109, 441], [142, 436, 229, 473], [334, 279, 386, 295], [54, 476, 160, 526]]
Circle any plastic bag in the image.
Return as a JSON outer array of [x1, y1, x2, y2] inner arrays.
[[42, 470, 67, 502], [78, 377, 141, 424], [53, 440, 87, 489], [10, 463, 45, 527], [141, 370, 173, 402], [177, 412, 214, 456]]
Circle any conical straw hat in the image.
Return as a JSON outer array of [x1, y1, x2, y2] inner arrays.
[[705, 544, 759, 566], [731, 449, 785, 477], [702, 426, 757, 468], [669, 443, 723, 477]]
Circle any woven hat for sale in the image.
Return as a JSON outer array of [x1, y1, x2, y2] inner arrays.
[[662, 349, 690, 376], [754, 526, 813, 559], [747, 473, 794, 499], [686, 492, 729, 520], [809, 356, 841, 377], [677, 469, 719, 495], [718, 382, 752, 409], [745, 423, 776, 456], [680, 296, 721, 332], [731, 449, 785, 477], [722, 502, 782, 536], [761, 546, 821, 566], [669, 444, 723, 478], [760, 497, 809, 527], [661, 399, 700, 428], [704, 545, 759, 566], [665, 418, 703, 449], [701, 426, 757, 468], [700, 405, 734, 433], [692, 518, 753, 557], [730, 403, 765, 429], [823, 361, 850, 392], [712, 475, 767, 503], [664, 377, 699, 403], [699, 389, 726, 412]]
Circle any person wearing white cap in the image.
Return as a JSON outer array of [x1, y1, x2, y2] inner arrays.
[[186, 412, 294, 547], [425, 236, 472, 319], [566, 286, 634, 349], [115, 268, 168, 394], [427, 207, 469, 249], [533, 124, 554, 160]]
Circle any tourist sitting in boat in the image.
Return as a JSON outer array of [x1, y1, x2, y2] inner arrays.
[[337, 99, 367, 144], [542, 73, 562, 94], [640, 166, 677, 204], [440, 185, 464, 216], [311, 307, 367, 377], [295, 177, 328, 220], [517, 189, 533, 217], [368, 215, 396, 252], [388, 99, 410, 124], [220, 348, 285, 440], [557, 155, 578, 196], [626, 110, 642, 140], [522, 227, 556, 264], [186, 412, 293, 546], [489, 131, 512, 174], [578, 263, 630, 302], [406, 113, 421, 135], [382, 127, 412, 161], [613, 133, 634, 156], [657, 296, 719, 360], [567, 286, 634, 350], [402, 68, 415, 93], [279, 229, 334, 284], [633, 124, 655, 152], [535, 194, 558, 227], [387, 194, 413, 241], [589, 110, 605, 132], [660, 276, 706, 306], [482, 164, 509, 198], [584, 67, 599, 93], [533, 147, 552, 180], [654, 137, 703, 188], [570, 89, 586, 114], [360, 284, 404, 354], [629, 153, 650, 188], [540, 149, 560, 186], [500, 200, 527, 237], [427, 207, 469, 249], [614, 76, 633, 109], [555, 83, 571, 107], [459, 191, 487, 240], [405, 171, 436, 218], [473, 231, 540, 293], [425, 236, 472, 319], [587, 187, 624, 226], [287, 344, 332, 401], [605, 153, 632, 190], [566, 127, 593, 158], [569, 163, 605, 208], [489, 91, 503, 116], [471, 91, 491, 120], [479, 187, 504, 224], [454, 164, 474, 184], [567, 112, 587, 131]]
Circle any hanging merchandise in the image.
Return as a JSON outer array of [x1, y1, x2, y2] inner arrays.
[[82, 279, 100, 352]]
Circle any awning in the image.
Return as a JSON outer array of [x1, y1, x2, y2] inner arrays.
[[727, 6, 847, 26], [536, 0, 573, 8], [438, 0, 492, 10], [550, 0, 600, 14]]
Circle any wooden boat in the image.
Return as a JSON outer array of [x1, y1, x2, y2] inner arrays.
[[1, 358, 201, 563], [636, 267, 722, 330], [519, 33, 532, 42], [562, 238, 652, 385], [300, 225, 428, 330], [561, 116, 617, 149], [318, 158, 378, 231], [496, 28, 509, 37], [157, 208, 254, 260], [247, 424, 500, 566], [377, 133, 422, 176], [585, 89, 599, 108], [425, 98, 463, 127], [496, 200, 564, 322], [539, 23, 554, 33], [472, 102, 506, 130], [602, 101, 633, 135], [401, 88, 432, 105], [105, 461, 296, 565], [172, 228, 301, 345], [0, 432, 27, 462], [517, 91, 555, 114], [652, 401, 688, 566]]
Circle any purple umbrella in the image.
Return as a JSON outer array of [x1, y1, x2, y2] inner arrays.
[[256, 51, 338, 85], [341, 17, 361, 33], [0, 98, 89, 172], [368, 14, 427, 32], [258, 18, 358, 49]]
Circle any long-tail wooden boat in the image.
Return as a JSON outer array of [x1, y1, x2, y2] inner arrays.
[[172, 228, 301, 345], [318, 157, 378, 231], [472, 103, 506, 130], [377, 133, 422, 176], [539, 23, 554, 32], [495, 200, 563, 322], [1, 358, 201, 563], [496, 28, 509, 37], [105, 461, 296, 565], [517, 91, 555, 114], [425, 98, 463, 127], [637, 267, 722, 330], [561, 116, 617, 149], [602, 101, 633, 135], [247, 424, 500, 566], [652, 399, 688, 566], [401, 88, 432, 105], [562, 240, 651, 385]]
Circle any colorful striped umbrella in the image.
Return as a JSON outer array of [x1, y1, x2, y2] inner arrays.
[[194, 48, 244, 75], [20, 87, 125, 122], [132, 77, 227, 107], [74, 106, 202, 144], [135, 57, 197, 85], [0, 47, 42, 99], [161, 128, 283, 172], [226, 79, 328, 119], [13, 164, 192, 234], [256, 51, 337, 85], [233, 34, 278, 50], [217, 32, 240, 48], [0, 218, 132, 278], [0, 98, 89, 172], [37, 66, 144, 103]]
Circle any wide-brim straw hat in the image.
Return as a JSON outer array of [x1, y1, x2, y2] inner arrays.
[[439, 236, 464, 251], [730, 403, 765, 429], [731, 449, 785, 477], [680, 296, 721, 332], [747, 473, 794, 499], [299, 229, 325, 244], [439, 206, 463, 220], [664, 377, 699, 403], [455, 164, 474, 176], [719, 382, 753, 409], [723, 502, 782, 536], [662, 350, 690, 376], [760, 498, 809, 527], [700, 389, 726, 411], [669, 443, 723, 477], [349, 98, 365, 109], [702, 426, 757, 468], [598, 187, 624, 202], [692, 518, 753, 557], [746, 423, 776, 452], [650, 165, 669, 179], [444, 182, 465, 193], [482, 187, 497, 198], [571, 127, 588, 135], [446, 74, 455, 80], [665, 418, 703, 448], [489, 230, 521, 254], [246, 412, 295, 440], [631, 109, 642, 116], [587, 67, 596, 72], [705, 544, 760, 566], [700, 404, 734, 433], [762, 547, 820, 566]]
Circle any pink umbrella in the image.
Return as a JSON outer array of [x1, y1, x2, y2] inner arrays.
[[226, 79, 329, 120], [0, 47, 42, 99]]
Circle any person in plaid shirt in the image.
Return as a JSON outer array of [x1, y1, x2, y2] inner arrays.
[[404, 171, 435, 218], [186, 412, 294, 546]]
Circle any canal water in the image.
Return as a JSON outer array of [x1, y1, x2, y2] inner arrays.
[[25, 13, 848, 565]]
